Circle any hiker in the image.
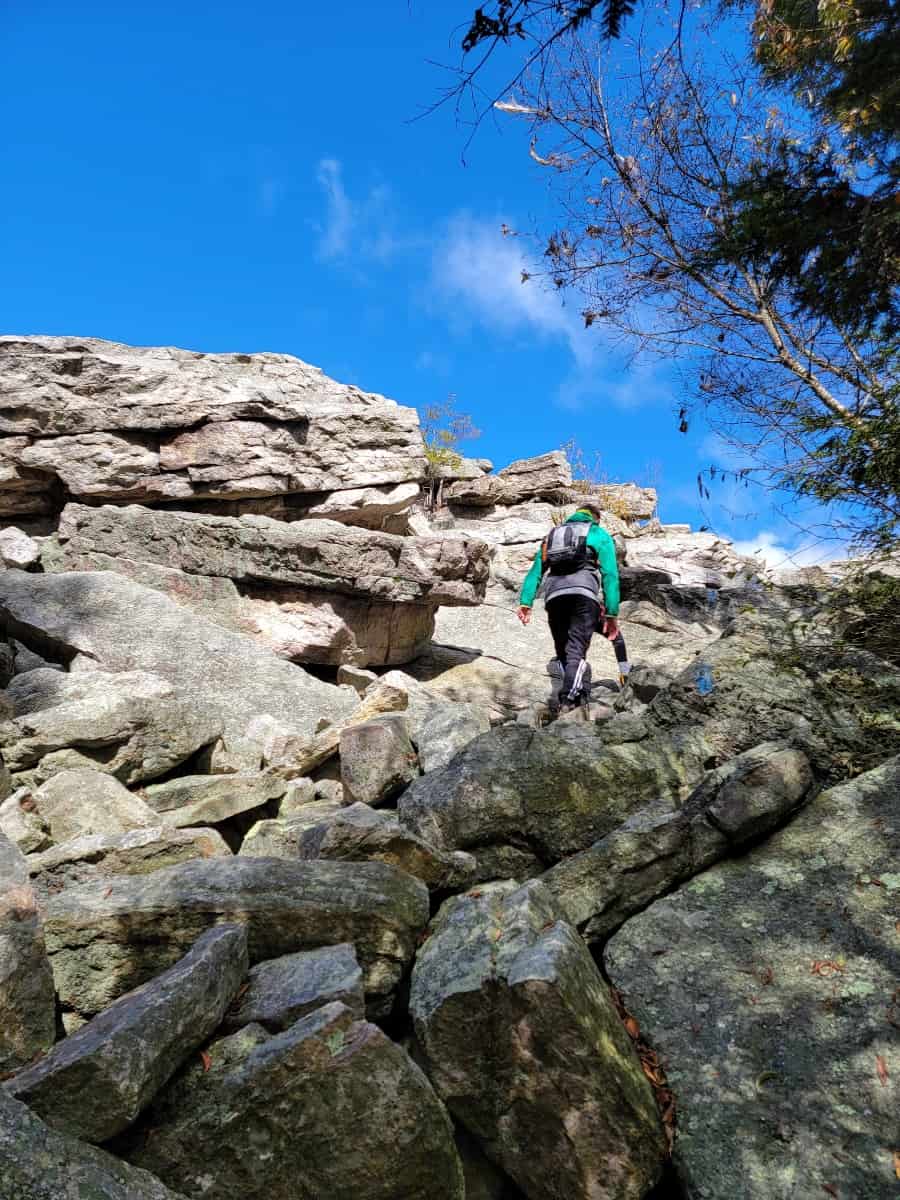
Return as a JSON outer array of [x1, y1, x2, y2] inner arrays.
[[517, 501, 627, 713]]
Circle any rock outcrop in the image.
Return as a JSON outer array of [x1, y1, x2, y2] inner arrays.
[[0, 335, 424, 516], [605, 756, 900, 1200]]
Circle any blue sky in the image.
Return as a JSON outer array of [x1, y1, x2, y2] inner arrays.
[[1, 1, 841, 567]]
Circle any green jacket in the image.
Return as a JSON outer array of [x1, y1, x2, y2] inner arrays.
[[519, 511, 620, 615]]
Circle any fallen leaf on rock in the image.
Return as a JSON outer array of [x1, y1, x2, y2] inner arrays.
[[876, 1055, 889, 1087], [199, 1050, 212, 1072], [811, 960, 845, 977], [893, 1150, 900, 1179], [821, 1184, 838, 1197], [624, 1016, 640, 1039], [102, 886, 113, 899]]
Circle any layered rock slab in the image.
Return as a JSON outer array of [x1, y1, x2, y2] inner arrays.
[[0, 1091, 187, 1200], [0, 570, 358, 749], [125, 1002, 464, 1200], [0, 335, 424, 512], [410, 880, 666, 1199], [0, 831, 56, 1074], [42, 857, 428, 1019], [8, 925, 248, 1143], [57, 503, 490, 606], [605, 757, 900, 1200]]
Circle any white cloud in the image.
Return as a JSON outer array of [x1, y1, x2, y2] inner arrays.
[[431, 214, 594, 366], [315, 158, 354, 260], [730, 530, 849, 571]]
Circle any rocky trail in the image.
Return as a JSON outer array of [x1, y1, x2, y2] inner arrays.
[[1, 336, 898, 1200]]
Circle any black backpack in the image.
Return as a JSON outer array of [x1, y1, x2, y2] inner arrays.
[[543, 522, 596, 575]]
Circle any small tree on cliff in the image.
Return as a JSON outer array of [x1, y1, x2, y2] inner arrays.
[[420, 397, 482, 510]]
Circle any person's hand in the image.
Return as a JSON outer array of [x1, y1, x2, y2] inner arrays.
[[602, 617, 619, 640], [517, 605, 532, 626]]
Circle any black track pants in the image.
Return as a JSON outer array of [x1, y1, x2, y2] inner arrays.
[[546, 595, 600, 700]]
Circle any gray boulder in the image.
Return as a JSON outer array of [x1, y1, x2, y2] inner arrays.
[[543, 743, 814, 942], [32, 768, 159, 843], [0, 667, 223, 790], [410, 880, 666, 1199], [340, 714, 418, 805], [416, 703, 492, 773], [0, 831, 55, 1074], [398, 725, 709, 869], [221, 943, 364, 1032], [27, 825, 232, 901], [605, 756, 900, 1200], [0, 1091, 187, 1200], [8, 925, 247, 1143], [42, 857, 428, 1019], [141, 773, 288, 828], [125, 1002, 464, 1200], [0, 569, 358, 751], [0, 525, 40, 568], [289, 802, 476, 890]]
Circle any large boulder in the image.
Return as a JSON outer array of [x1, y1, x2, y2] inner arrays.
[[416, 703, 492, 774], [624, 530, 755, 588], [221, 943, 365, 1033], [0, 570, 358, 752], [0, 667, 223, 790], [410, 880, 666, 1199], [340, 714, 418, 805], [8, 925, 247, 1143], [0, 1091, 187, 1200], [398, 725, 709, 871], [57, 503, 489, 608], [542, 743, 814, 942], [42, 857, 429, 1019], [605, 756, 900, 1200], [0, 831, 56, 1074], [0, 335, 425, 515], [124, 1002, 465, 1200]]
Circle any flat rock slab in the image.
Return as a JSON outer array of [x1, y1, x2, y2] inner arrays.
[[125, 1002, 464, 1200], [0, 831, 55, 1074], [410, 880, 666, 1199], [9, 925, 247, 1143], [0, 666, 223, 789], [0, 570, 358, 748], [59, 503, 490, 607], [142, 773, 288, 828], [221, 943, 364, 1032], [0, 1092, 187, 1200], [42, 856, 429, 1019], [27, 825, 232, 901], [605, 756, 900, 1200], [398, 724, 709, 867]]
